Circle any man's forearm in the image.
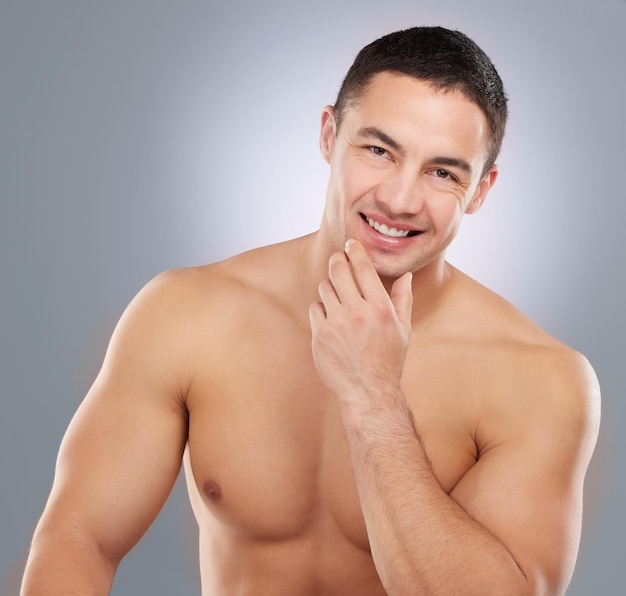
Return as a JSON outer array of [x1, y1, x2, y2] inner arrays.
[[21, 521, 115, 596], [341, 389, 529, 596]]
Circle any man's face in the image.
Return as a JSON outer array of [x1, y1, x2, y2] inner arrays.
[[319, 72, 497, 282]]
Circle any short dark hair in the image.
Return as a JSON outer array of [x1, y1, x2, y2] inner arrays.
[[334, 26, 508, 176]]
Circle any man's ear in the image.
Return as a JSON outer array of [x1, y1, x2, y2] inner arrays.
[[319, 105, 337, 164], [465, 164, 499, 214]]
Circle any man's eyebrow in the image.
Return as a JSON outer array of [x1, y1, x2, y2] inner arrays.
[[356, 127, 404, 154]]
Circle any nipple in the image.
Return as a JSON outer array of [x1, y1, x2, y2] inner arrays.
[[203, 479, 223, 503]]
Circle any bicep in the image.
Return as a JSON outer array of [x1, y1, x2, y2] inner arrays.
[[48, 379, 187, 563], [41, 275, 190, 565], [450, 373, 599, 594]]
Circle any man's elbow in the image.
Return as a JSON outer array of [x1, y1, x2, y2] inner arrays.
[[21, 519, 116, 596]]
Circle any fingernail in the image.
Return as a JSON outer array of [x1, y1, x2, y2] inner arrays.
[[345, 239, 355, 250]]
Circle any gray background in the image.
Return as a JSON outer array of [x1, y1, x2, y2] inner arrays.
[[2, 0, 623, 593]]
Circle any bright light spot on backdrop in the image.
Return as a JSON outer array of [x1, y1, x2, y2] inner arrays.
[[164, 24, 349, 266]]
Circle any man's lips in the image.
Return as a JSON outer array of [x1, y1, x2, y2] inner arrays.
[[360, 213, 422, 239]]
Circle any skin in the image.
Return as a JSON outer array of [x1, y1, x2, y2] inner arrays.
[[21, 73, 600, 595]]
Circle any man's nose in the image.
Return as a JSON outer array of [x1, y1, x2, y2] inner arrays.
[[377, 169, 424, 215]]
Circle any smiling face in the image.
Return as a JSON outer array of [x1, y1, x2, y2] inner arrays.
[[319, 72, 498, 283]]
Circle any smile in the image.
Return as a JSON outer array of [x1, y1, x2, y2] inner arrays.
[[361, 214, 420, 238]]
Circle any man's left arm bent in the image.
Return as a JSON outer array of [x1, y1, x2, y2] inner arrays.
[[309, 240, 600, 596]]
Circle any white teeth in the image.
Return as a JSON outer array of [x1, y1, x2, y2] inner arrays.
[[367, 217, 410, 238]]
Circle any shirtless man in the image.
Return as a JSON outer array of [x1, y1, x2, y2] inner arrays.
[[21, 26, 600, 595]]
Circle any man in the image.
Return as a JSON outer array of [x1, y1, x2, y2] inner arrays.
[[21, 26, 600, 595]]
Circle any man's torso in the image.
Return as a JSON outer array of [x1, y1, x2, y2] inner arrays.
[[171, 237, 563, 595]]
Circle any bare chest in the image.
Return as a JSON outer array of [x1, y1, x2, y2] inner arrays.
[[184, 327, 480, 551]]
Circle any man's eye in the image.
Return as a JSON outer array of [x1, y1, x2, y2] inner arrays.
[[370, 146, 388, 157], [432, 168, 460, 183]]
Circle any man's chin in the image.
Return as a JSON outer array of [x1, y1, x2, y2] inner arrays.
[[371, 253, 435, 285], [372, 264, 413, 286]]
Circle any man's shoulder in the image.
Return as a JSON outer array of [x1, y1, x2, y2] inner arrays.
[[447, 265, 564, 347], [136, 238, 306, 325], [446, 266, 600, 423]]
